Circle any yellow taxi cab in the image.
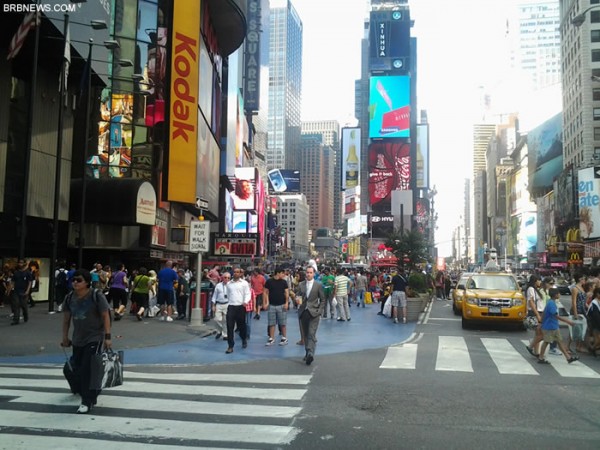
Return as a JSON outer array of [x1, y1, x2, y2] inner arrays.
[[452, 272, 474, 315], [459, 267, 526, 329]]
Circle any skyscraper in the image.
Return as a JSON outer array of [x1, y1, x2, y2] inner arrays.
[[301, 120, 340, 227], [268, 0, 303, 170]]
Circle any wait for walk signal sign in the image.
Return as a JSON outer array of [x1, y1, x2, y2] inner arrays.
[[189, 221, 210, 253]]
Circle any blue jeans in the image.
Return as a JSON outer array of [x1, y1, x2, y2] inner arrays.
[[356, 289, 366, 307]]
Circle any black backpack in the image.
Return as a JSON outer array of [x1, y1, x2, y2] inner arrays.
[[56, 269, 68, 289]]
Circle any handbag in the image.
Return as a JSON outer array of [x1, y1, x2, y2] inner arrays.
[[90, 347, 124, 390]]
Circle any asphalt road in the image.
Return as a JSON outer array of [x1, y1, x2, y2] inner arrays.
[[2, 298, 600, 449]]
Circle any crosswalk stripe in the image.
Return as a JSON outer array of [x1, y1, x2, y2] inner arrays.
[[380, 344, 417, 369], [518, 339, 600, 378], [0, 378, 306, 401], [481, 338, 538, 375], [0, 389, 302, 418], [1, 410, 300, 446], [0, 434, 250, 450], [436, 336, 473, 372], [0, 366, 312, 385]]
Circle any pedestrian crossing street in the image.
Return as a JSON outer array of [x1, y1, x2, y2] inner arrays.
[[380, 335, 600, 379], [0, 365, 312, 449]]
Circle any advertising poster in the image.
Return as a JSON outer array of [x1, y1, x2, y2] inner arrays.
[[368, 141, 411, 210], [369, 76, 411, 139], [267, 169, 301, 193], [578, 167, 600, 240], [527, 113, 563, 195], [231, 167, 256, 211], [341, 127, 361, 190]]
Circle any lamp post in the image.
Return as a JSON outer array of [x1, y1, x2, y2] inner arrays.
[[571, 5, 600, 27]]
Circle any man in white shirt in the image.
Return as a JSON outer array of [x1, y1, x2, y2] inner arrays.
[[211, 272, 231, 341], [225, 267, 251, 353]]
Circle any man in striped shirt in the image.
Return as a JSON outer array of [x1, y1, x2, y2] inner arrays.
[[334, 269, 352, 322]]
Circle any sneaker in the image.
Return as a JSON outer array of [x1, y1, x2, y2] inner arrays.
[[393, 318, 399, 324], [402, 317, 407, 324], [159, 315, 166, 321], [279, 337, 288, 346], [76, 404, 90, 414], [265, 337, 275, 346], [549, 348, 562, 356], [166, 316, 173, 322]]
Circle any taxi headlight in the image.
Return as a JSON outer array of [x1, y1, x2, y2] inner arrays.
[[512, 298, 524, 306], [466, 297, 478, 305]]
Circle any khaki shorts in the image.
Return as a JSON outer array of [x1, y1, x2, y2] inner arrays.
[[391, 291, 407, 308], [542, 329, 562, 344]]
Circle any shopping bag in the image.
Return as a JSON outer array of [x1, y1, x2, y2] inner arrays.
[[90, 348, 124, 390], [365, 292, 373, 304], [383, 296, 392, 317]]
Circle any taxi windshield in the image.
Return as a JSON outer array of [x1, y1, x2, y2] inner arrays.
[[467, 275, 519, 291]]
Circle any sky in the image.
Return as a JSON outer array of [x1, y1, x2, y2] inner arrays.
[[292, 0, 533, 257]]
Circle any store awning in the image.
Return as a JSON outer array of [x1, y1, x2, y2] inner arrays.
[[70, 179, 157, 226]]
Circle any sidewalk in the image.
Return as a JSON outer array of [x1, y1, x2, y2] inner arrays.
[[0, 302, 417, 365]]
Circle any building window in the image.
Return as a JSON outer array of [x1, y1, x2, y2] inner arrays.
[[593, 30, 600, 43], [595, 89, 600, 101], [595, 128, 600, 140], [595, 148, 600, 160], [593, 49, 600, 62], [594, 108, 600, 120], [592, 10, 600, 23]]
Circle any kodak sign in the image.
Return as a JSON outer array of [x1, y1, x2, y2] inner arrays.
[[168, 0, 200, 203]]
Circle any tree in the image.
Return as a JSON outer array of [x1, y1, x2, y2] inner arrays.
[[385, 228, 431, 270]]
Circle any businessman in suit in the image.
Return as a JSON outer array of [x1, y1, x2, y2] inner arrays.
[[296, 266, 326, 365]]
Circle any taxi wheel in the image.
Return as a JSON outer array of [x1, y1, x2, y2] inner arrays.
[[461, 315, 470, 329]]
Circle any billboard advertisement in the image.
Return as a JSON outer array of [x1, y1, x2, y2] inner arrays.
[[344, 187, 360, 220], [416, 124, 429, 189], [368, 142, 411, 211], [554, 166, 576, 227], [168, 0, 200, 203], [371, 213, 394, 238], [369, 9, 411, 72], [369, 76, 410, 139], [267, 169, 301, 193], [347, 212, 362, 238], [230, 167, 257, 211], [341, 127, 361, 189], [197, 117, 220, 215], [528, 113, 563, 196], [578, 167, 600, 240]]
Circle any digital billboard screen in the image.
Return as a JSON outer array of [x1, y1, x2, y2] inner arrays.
[[369, 9, 411, 72], [369, 76, 411, 139], [267, 169, 301, 193], [368, 142, 411, 209], [528, 113, 563, 196], [230, 167, 257, 210], [341, 128, 361, 190]]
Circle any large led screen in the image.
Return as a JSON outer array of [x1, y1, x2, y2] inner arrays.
[[267, 169, 301, 193], [230, 167, 257, 211], [368, 142, 411, 209], [369, 76, 410, 139], [341, 127, 361, 190], [528, 112, 563, 195]]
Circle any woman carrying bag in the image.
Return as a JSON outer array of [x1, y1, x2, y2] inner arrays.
[[61, 269, 112, 414]]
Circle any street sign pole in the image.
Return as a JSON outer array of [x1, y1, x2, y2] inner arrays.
[[189, 220, 210, 327]]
